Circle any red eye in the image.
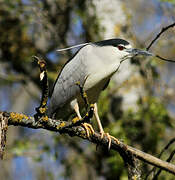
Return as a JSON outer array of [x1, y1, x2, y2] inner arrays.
[[117, 45, 124, 51]]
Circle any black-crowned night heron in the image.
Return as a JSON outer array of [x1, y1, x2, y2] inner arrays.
[[47, 38, 152, 145]]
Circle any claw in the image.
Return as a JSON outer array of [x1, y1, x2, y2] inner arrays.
[[82, 123, 95, 139], [110, 135, 120, 145], [106, 133, 112, 150], [99, 131, 112, 150]]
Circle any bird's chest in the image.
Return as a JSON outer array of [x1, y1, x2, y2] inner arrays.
[[77, 77, 110, 107]]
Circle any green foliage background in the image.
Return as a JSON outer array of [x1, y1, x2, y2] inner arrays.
[[0, 0, 175, 179]]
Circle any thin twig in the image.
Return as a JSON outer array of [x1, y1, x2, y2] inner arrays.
[[146, 23, 175, 63], [146, 22, 175, 51], [33, 56, 49, 120], [155, 55, 175, 63], [158, 138, 175, 159], [153, 150, 175, 180], [76, 81, 89, 110], [145, 138, 175, 179], [146, 22, 175, 64]]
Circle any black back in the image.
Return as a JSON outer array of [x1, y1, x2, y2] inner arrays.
[[94, 38, 129, 47]]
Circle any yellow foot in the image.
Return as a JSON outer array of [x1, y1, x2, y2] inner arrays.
[[110, 135, 120, 145], [82, 123, 95, 139], [100, 131, 116, 150]]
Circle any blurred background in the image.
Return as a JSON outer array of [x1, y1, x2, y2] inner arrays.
[[0, 0, 175, 179]]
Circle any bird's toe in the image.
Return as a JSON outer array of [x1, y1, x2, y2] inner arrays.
[[82, 123, 95, 139]]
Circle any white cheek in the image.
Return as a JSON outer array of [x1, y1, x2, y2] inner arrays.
[[113, 49, 128, 60], [120, 50, 130, 57], [99, 46, 122, 63]]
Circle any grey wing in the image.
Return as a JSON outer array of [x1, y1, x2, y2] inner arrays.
[[47, 55, 87, 117]]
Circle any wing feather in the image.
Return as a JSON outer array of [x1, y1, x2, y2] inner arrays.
[[47, 51, 87, 117]]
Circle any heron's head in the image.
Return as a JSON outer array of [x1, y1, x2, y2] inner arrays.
[[93, 38, 152, 63]]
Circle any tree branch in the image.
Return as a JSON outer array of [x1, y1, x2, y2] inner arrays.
[[32, 56, 49, 120], [153, 150, 175, 180], [146, 22, 175, 63], [1, 111, 175, 176], [0, 112, 8, 159], [145, 138, 175, 179], [146, 22, 175, 51]]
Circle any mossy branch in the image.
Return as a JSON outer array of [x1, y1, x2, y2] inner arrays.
[[1, 111, 175, 176]]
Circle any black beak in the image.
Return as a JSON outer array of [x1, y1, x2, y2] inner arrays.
[[126, 48, 175, 63], [126, 48, 154, 56]]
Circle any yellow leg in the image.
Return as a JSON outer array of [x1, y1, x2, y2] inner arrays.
[[73, 102, 94, 139], [74, 102, 82, 119], [94, 103, 118, 150], [94, 103, 104, 136]]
